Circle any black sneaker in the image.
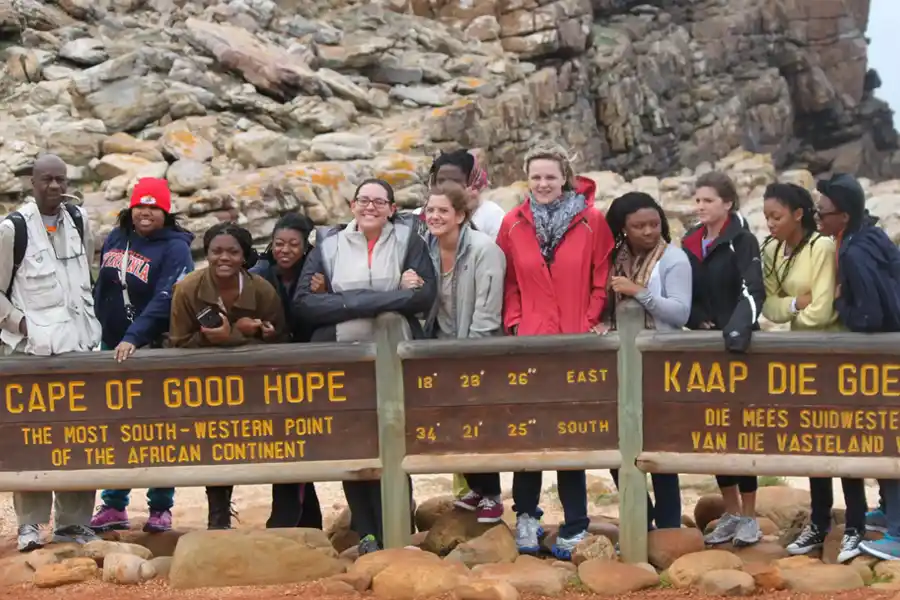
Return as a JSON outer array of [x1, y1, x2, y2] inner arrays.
[[837, 528, 863, 563], [207, 486, 239, 530], [358, 534, 382, 555], [786, 523, 827, 555]]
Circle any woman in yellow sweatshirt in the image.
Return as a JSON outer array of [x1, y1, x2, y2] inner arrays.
[[760, 182, 863, 565]]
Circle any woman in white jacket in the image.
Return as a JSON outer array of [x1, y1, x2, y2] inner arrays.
[[423, 182, 506, 523]]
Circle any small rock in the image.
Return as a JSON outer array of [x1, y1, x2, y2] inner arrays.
[[328, 570, 372, 592], [415, 495, 456, 532], [648, 527, 704, 569], [349, 548, 441, 580], [743, 563, 785, 590], [25, 544, 83, 569], [775, 555, 821, 570], [578, 559, 659, 595], [33, 557, 99, 588], [782, 564, 864, 592], [166, 159, 212, 194], [698, 569, 755, 596], [389, 84, 453, 107], [454, 579, 519, 600], [102, 553, 155, 585], [148, 556, 172, 580], [228, 128, 290, 168], [473, 556, 567, 596], [730, 541, 789, 564], [310, 132, 374, 160], [667, 549, 744, 588], [446, 524, 518, 567], [321, 579, 355, 594], [755, 486, 811, 530], [59, 37, 108, 66], [693, 495, 725, 532], [422, 509, 498, 555], [82, 540, 153, 564], [571, 534, 615, 566], [160, 126, 215, 162], [372, 560, 467, 600], [849, 558, 873, 585]]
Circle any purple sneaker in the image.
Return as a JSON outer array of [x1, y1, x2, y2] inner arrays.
[[144, 509, 172, 533], [89, 505, 129, 532]]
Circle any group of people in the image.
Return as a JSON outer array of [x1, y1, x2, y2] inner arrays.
[[2, 149, 899, 565]]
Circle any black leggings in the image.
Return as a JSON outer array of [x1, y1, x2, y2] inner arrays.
[[343, 477, 415, 541], [716, 475, 758, 494]]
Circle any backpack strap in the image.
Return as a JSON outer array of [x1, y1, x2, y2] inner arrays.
[[5, 212, 27, 298], [64, 203, 85, 246]]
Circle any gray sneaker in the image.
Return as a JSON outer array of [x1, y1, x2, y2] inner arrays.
[[733, 516, 762, 547], [17, 524, 42, 552], [52, 524, 100, 544], [704, 513, 740, 545], [515, 514, 542, 553]]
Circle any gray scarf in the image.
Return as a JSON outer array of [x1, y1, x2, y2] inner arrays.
[[529, 190, 586, 262]]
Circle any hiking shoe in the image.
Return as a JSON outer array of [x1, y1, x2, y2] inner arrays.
[[861, 534, 900, 561], [358, 534, 381, 556], [866, 509, 889, 533], [52, 524, 99, 544], [476, 497, 503, 523], [552, 530, 587, 561], [733, 516, 762, 547], [786, 523, 827, 555], [144, 509, 173, 533], [515, 514, 542, 554], [89, 505, 129, 532], [837, 528, 863, 563], [704, 513, 740, 545], [17, 524, 42, 552], [454, 490, 481, 512]]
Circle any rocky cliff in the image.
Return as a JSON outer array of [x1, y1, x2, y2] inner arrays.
[[0, 0, 897, 250]]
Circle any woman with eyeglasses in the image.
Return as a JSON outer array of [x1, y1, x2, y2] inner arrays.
[[814, 173, 900, 562], [294, 178, 436, 555]]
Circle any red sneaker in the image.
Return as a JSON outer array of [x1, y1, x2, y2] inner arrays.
[[454, 490, 481, 512], [476, 497, 503, 523]]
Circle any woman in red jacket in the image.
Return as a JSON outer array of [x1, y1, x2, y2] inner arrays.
[[496, 143, 614, 560]]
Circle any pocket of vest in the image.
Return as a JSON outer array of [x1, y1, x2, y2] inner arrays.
[[19, 255, 65, 312]]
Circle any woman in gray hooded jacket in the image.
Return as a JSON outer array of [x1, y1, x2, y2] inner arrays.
[[422, 182, 507, 523]]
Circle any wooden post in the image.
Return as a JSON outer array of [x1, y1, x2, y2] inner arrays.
[[616, 299, 648, 563], [375, 313, 411, 549]]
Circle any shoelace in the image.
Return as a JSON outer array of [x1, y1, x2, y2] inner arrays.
[[794, 525, 820, 544]]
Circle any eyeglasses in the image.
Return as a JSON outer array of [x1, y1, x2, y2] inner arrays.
[[354, 197, 390, 208], [814, 209, 841, 219]]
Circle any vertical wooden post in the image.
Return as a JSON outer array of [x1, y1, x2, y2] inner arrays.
[[616, 299, 648, 563], [374, 313, 411, 549]]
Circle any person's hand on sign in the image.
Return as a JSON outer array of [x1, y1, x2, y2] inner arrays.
[[310, 273, 326, 293], [400, 269, 424, 290], [610, 276, 643, 297], [590, 323, 609, 336], [235, 317, 262, 336], [201, 317, 232, 343], [795, 292, 812, 310], [114, 341, 136, 363], [699, 321, 715, 330], [261, 321, 277, 340]]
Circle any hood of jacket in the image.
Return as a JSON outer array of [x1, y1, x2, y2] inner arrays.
[[682, 212, 750, 261], [842, 223, 899, 268]]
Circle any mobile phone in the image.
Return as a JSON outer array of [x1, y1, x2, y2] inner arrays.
[[196, 307, 224, 329]]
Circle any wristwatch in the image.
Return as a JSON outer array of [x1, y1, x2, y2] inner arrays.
[[790, 298, 799, 315]]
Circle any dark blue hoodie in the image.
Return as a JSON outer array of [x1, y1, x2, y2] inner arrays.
[[837, 223, 900, 333], [94, 226, 195, 348]]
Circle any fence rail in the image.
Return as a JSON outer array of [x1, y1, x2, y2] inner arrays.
[[2, 301, 899, 563]]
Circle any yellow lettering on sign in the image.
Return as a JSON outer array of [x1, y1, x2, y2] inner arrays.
[[838, 364, 900, 397], [556, 419, 609, 435], [106, 379, 142, 410], [565, 369, 608, 384], [211, 441, 306, 462], [3, 381, 87, 413], [737, 432, 764, 452], [263, 371, 347, 403], [127, 444, 201, 465], [705, 408, 730, 427], [193, 419, 274, 439], [83, 447, 115, 465], [284, 416, 334, 436], [664, 361, 747, 393], [691, 431, 727, 450], [120, 422, 177, 442], [20, 426, 53, 445], [776, 433, 884, 455], [742, 408, 789, 428], [63, 425, 109, 444], [768, 362, 817, 395], [164, 376, 244, 408], [798, 409, 900, 431]]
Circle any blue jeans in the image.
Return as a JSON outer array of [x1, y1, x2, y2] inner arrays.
[[611, 469, 682, 529], [513, 470, 589, 538], [879, 479, 900, 538], [102, 488, 175, 511]]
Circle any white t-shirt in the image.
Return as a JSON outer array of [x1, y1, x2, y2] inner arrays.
[[470, 200, 506, 241]]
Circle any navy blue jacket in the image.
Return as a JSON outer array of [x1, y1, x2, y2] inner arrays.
[[837, 223, 900, 332], [250, 256, 315, 343], [94, 226, 195, 348]]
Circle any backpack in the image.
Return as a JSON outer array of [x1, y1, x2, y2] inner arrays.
[[5, 203, 86, 298]]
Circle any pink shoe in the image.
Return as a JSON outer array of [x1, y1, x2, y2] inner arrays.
[[454, 491, 481, 512], [476, 497, 503, 523], [144, 509, 172, 533], [89, 505, 129, 532]]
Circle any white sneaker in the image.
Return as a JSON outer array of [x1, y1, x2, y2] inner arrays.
[[837, 528, 863, 563], [17, 524, 42, 552], [515, 514, 542, 553], [52, 524, 100, 544]]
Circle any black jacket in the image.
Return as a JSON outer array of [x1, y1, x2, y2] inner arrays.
[[292, 214, 437, 341], [836, 223, 900, 332], [682, 213, 765, 352], [250, 255, 315, 343]]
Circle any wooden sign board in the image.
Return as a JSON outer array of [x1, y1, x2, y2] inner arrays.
[[404, 351, 618, 454], [0, 358, 378, 472], [643, 351, 900, 457]]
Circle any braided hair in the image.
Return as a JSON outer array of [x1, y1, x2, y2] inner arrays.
[[428, 150, 475, 186], [203, 222, 258, 270], [761, 183, 818, 290], [606, 192, 671, 261]]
